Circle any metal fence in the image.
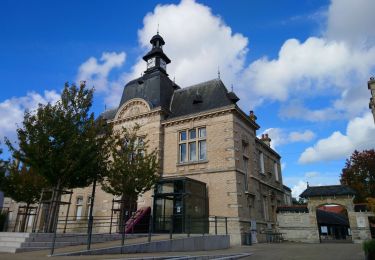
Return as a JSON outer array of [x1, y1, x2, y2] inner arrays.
[[48, 214, 229, 255]]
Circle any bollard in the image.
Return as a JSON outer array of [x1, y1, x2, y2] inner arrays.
[[148, 215, 152, 242], [215, 216, 217, 235], [225, 217, 228, 235], [170, 215, 173, 240]]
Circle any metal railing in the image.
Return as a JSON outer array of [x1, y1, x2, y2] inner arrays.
[[48, 214, 229, 255]]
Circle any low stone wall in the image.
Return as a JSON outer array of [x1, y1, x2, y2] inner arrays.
[[277, 213, 319, 243], [51, 235, 230, 256]]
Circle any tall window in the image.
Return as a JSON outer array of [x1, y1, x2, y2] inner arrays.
[[75, 196, 83, 220], [259, 151, 265, 174], [274, 162, 279, 181], [243, 157, 249, 191], [242, 141, 249, 191], [179, 127, 206, 163], [262, 196, 269, 220]]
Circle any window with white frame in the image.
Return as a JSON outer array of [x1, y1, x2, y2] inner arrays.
[[259, 151, 265, 174], [179, 127, 206, 163], [75, 196, 83, 220], [274, 162, 279, 181]]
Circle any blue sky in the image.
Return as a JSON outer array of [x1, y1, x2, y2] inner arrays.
[[1, 0, 375, 197]]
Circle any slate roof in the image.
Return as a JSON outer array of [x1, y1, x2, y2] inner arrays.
[[119, 70, 177, 112], [276, 205, 308, 213], [283, 185, 292, 192], [100, 108, 117, 120], [316, 209, 349, 226], [169, 79, 238, 118], [300, 185, 356, 198]]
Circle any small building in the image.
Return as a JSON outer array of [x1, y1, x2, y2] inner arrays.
[[277, 184, 375, 243]]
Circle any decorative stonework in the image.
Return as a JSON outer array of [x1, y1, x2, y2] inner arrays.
[[115, 98, 151, 121]]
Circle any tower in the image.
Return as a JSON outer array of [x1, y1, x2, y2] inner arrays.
[[142, 33, 171, 75]]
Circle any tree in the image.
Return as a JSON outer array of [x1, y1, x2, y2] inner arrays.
[[1, 162, 48, 231], [340, 149, 375, 203], [6, 82, 112, 232], [101, 124, 159, 228]]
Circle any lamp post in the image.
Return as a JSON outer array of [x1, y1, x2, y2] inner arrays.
[[368, 77, 375, 123]]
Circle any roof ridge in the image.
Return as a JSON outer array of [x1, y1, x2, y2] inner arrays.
[[175, 78, 222, 92]]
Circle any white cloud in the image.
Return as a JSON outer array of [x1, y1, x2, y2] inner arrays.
[[75, 0, 375, 116], [80, 0, 249, 107], [305, 171, 319, 178], [291, 180, 307, 198], [241, 37, 375, 105], [135, 0, 248, 87], [299, 112, 375, 164], [326, 0, 375, 47], [0, 91, 60, 142], [262, 128, 315, 149], [77, 52, 126, 93], [289, 130, 316, 142]]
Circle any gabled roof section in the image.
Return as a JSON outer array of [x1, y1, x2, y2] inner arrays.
[[169, 79, 238, 118], [300, 185, 356, 198]]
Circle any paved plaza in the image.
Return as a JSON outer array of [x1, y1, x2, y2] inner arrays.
[[0, 242, 364, 260]]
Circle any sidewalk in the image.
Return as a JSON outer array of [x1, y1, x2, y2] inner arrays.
[[0, 241, 364, 260]]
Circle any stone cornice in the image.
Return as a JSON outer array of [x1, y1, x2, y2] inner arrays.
[[161, 105, 236, 126]]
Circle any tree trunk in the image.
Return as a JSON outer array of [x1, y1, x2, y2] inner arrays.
[[47, 182, 62, 233], [20, 203, 30, 232]]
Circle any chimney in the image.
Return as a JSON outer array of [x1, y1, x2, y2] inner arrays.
[[249, 110, 257, 121], [261, 133, 271, 147]]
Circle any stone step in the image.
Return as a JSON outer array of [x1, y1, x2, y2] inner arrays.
[[0, 246, 18, 253], [0, 232, 30, 238], [15, 247, 50, 253], [0, 236, 27, 242], [0, 241, 23, 247]]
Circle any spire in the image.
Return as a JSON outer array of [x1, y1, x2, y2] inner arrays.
[[217, 66, 221, 79]]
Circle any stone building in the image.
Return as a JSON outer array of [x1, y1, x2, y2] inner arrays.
[[368, 77, 375, 123], [3, 33, 290, 245]]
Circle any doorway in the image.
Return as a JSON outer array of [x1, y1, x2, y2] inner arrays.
[[316, 204, 352, 243]]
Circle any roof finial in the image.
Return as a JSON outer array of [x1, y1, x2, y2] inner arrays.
[[307, 181, 310, 188], [173, 76, 175, 83], [231, 84, 234, 92], [157, 23, 159, 35], [217, 66, 221, 79], [104, 104, 107, 111]]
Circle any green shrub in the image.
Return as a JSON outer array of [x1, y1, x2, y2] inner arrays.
[[363, 239, 375, 254]]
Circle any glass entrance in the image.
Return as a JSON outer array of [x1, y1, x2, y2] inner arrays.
[[153, 177, 208, 233]]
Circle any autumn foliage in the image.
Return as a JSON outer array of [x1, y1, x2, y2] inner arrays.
[[340, 149, 375, 203]]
